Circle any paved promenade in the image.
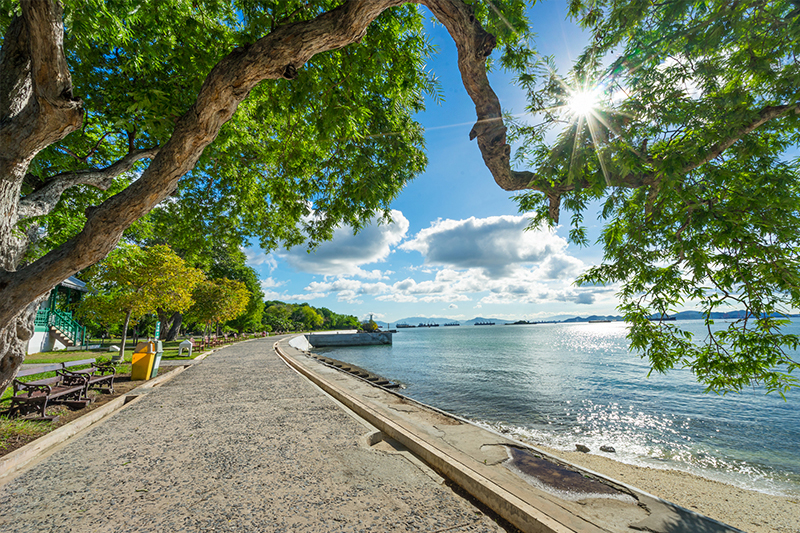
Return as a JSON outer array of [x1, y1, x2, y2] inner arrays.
[[0, 338, 505, 532]]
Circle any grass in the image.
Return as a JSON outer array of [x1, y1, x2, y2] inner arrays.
[[0, 418, 49, 454]]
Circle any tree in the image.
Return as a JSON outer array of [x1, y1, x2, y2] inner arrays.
[[361, 317, 380, 332], [186, 278, 250, 336], [292, 305, 324, 331], [77, 244, 204, 360], [511, 0, 800, 394], [0, 0, 530, 393], [207, 248, 263, 334], [74, 292, 121, 340], [262, 302, 294, 333]]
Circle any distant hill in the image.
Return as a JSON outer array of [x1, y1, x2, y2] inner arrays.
[[562, 315, 622, 323], [462, 317, 506, 325], [389, 317, 455, 327], [379, 310, 798, 329]]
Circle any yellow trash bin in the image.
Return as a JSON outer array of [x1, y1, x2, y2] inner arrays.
[[131, 341, 156, 380]]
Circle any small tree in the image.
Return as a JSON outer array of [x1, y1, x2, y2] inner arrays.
[[79, 244, 204, 360], [361, 318, 380, 333], [292, 305, 324, 331], [187, 278, 249, 336]]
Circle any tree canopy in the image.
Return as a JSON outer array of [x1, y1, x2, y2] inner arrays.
[[262, 301, 360, 332], [186, 278, 250, 335], [0, 0, 531, 394], [77, 244, 203, 358], [511, 0, 800, 394]]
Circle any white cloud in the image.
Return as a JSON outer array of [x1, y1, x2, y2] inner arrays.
[[260, 278, 283, 289], [537, 255, 585, 280], [400, 215, 583, 279], [244, 248, 278, 271], [306, 279, 390, 296], [280, 210, 409, 278], [263, 292, 327, 302], [449, 304, 458, 309]]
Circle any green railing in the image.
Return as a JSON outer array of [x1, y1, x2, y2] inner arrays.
[[46, 308, 86, 347], [34, 307, 50, 329]]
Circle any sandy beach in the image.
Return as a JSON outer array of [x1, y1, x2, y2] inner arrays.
[[533, 445, 799, 533]]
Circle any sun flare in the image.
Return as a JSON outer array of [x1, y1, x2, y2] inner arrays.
[[567, 89, 599, 117]]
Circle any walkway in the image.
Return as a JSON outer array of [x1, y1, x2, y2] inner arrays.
[[0, 338, 505, 532]]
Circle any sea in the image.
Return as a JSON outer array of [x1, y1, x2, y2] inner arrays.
[[316, 319, 800, 497]]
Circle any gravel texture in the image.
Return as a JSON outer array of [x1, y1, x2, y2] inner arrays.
[[0, 338, 505, 533]]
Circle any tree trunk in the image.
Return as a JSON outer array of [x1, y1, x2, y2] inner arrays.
[[0, 301, 39, 396], [114, 309, 132, 363], [156, 308, 170, 339], [165, 312, 182, 341]]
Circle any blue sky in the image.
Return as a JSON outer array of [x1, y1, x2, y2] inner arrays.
[[245, 1, 617, 323]]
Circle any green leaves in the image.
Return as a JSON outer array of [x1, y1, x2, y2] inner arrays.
[[513, 0, 800, 394], [186, 278, 250, 330], [78, 244, 205, 327]]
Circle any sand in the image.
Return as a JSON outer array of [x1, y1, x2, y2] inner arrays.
[[532, 445, 800, 533]]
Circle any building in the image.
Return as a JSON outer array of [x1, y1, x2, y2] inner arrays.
[[28, 276, 88, 354]]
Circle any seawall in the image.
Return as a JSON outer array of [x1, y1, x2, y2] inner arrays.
[[305, 331, 392, 347]]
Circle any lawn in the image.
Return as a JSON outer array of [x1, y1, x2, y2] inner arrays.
[[24, 338, 202, 365]]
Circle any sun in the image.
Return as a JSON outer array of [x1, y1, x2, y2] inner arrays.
[[566, 89, 599, 117]]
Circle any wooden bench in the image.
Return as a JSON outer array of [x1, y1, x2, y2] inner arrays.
[[4, 366, 90, 421], [60, 358, 116, 395]]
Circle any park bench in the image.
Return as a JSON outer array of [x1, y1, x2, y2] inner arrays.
[[4, 364, 90, 421], [60, 358, 116, 395]]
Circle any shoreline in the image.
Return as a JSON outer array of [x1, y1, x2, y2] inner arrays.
[[529, 442, 799, 533], [311, 341, 799, 531]]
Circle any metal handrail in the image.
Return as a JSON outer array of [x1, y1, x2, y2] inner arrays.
[[47, 308, 86, 347]]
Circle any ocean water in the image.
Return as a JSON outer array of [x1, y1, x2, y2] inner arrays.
[[318, 320, 800, 497]]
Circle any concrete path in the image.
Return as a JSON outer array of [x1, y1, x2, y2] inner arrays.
[[0, 338, 505, 532]]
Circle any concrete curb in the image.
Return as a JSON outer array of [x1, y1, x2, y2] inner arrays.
[[0, 361, 193, 484], [275, 341, 571, 533]]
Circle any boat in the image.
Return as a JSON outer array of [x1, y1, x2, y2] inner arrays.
[[588, 319, 612, 323], [418, 323, 439, 328], [395, 323, 415, 328], [474, 321, 495, 326], [444, 322, 460, 326]]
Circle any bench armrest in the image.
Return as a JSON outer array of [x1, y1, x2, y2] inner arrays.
[[56, 370, 89, 387], [96, 364, 117, 375], [12, 379, 52, 397]]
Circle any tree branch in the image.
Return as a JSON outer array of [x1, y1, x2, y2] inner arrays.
[[421, 0, 533, 191], [516, 101, 800, 222], [0, 0, 82, 160], [0, 0, 408, 325], [683, 103, 799, 173], [17, 146, 160, 220]]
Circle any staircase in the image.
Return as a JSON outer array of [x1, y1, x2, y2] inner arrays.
[[36, 308, 86, 348]]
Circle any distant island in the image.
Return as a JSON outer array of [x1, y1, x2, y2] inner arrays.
[[379, 310, 799, 329]]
